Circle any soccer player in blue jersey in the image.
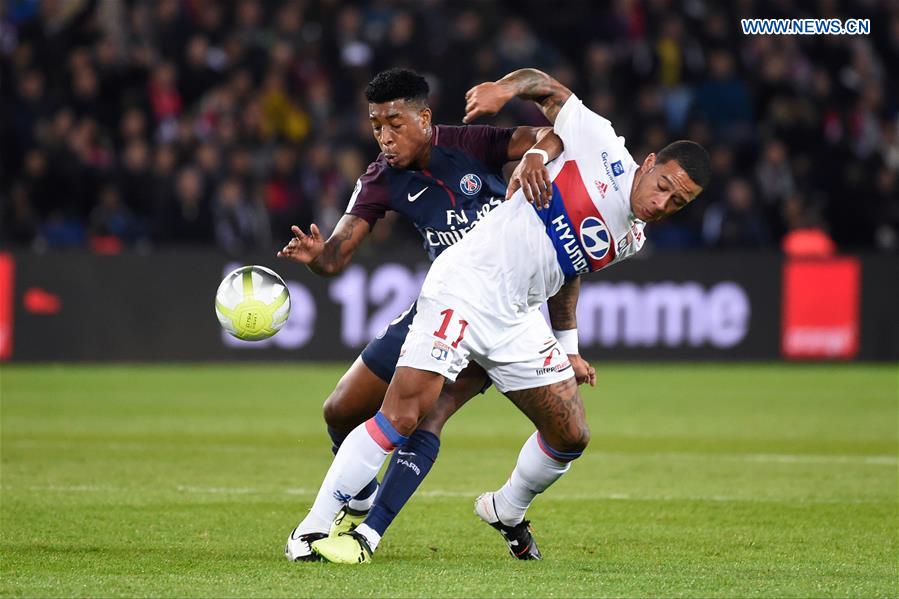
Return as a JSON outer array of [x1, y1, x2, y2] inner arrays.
[[298, 67, 710, 564], [278, 69, 595, 561]]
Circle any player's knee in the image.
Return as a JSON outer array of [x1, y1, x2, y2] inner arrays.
[[556, 422, 590, 454], [381, 409, 419, 438], [381, 386, 426, 437], [322, 383, 358, 432], [321, 393, 342, 428]]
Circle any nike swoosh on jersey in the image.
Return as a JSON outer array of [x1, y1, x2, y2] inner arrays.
[[407, 187, 428, 202], [396, 450, 416, 456]]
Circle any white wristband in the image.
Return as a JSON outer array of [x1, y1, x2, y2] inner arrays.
[[553, 328, 578, 355], [524, 148, 549, 165]]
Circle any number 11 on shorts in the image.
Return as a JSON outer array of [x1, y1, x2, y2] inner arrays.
[[434, 308, 468, 349]]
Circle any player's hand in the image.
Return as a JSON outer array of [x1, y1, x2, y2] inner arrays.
[[507, 153, 552, 208], [569, 354, 596, 387], [276, 224, 325, 264], [463, 82, 512, 123]]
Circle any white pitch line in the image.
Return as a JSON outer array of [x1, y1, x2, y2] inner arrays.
[[414, 489, 891, 505], [10, 484, 891, 505], [175, 485, 258, 494], [6, 440, 896, 466], [580, 451, 898, 466]]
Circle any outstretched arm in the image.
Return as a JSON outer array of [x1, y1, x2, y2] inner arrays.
[[277, 214, 371, 277], [463, 68, 573, 125], [547, 277, 596, 386]]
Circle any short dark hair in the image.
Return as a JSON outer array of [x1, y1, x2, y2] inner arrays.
[[365, 68, 429, 105], [657, 140, 711, 189]]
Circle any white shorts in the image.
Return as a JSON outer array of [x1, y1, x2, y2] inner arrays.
[[396, 295, 574, 393]]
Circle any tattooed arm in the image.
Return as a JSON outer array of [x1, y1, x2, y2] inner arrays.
[[547, 276, 579, 331], [547, 277, 596, 386], [277, 215, 371, 277], [463, 68, 573, 125]]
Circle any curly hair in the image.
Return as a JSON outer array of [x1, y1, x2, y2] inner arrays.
[[365, 68, 429, 105]]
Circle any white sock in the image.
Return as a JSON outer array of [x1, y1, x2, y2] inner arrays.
[[354, 523, 382, 552], [493, 432, 571, 525], [296, 422, 391, 535], [348, 484, 378, 512]]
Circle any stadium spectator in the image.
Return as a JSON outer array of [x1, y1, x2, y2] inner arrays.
[[0, 0, 895, 255], [212, 176, 269, 255], [781, 194, 837, 257], [159, 165, 213, 244], [703, 178, 771, 248]]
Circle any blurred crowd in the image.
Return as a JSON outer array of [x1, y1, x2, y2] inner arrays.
[[1, 0, 897, 255]]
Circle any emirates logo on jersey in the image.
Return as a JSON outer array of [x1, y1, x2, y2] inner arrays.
[[594, 179, 608, 198]]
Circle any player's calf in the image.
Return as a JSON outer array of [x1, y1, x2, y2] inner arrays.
[[477, 379, 588, 557], [506, 377, 590, 455]]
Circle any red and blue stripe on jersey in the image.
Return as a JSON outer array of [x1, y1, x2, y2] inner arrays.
[[532, 160, 617, 279]]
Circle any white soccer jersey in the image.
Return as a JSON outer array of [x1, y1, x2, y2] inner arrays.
[[539, 93, 646, 278], [405, 95, 648, 389], [419, 94, 646, 321]]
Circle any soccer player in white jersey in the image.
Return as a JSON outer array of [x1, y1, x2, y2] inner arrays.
[[295, 68, 710, 564]]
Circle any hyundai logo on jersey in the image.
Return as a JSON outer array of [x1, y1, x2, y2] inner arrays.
[[611, 160, 625, 176], [579, 216, 611, 260], [532, 161, 618, 279], [459, 173, 482, 195]]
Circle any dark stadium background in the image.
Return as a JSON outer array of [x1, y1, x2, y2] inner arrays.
[[0, 0, 896, 361]]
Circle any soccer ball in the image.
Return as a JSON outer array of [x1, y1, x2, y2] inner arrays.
[[215, 265, 290, 341]]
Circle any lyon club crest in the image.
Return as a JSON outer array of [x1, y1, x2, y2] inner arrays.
[[459, 173, 482, 195], [579, 216, 611, 260]]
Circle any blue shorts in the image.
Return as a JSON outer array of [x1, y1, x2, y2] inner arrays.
[[360, 302, 491, 394], [360, 303, 417, 383]]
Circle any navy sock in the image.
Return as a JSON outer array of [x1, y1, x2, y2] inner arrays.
[[327, 425, 378, 503], [326, 425, 347, 455], [364, 429, 440, 537]]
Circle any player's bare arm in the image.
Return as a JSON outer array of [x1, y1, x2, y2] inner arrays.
[[277, 214, 371, 277], [506, 127, 563, 208], [463, 68, 572, 126], [547, 277, 596, 387]]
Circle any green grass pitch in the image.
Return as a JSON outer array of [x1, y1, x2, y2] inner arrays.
[[1, 363, 896, 597]]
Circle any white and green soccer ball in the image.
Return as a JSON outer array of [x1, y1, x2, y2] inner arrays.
[[215, 265, 291, 341]]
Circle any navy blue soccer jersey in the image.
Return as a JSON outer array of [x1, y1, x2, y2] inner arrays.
[[346, 125, 514, 261]]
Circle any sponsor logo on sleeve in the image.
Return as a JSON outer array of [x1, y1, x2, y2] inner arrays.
[[611, 160, 624, 176], [594, 179, 608, 198]]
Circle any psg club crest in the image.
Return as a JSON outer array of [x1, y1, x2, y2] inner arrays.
[[459, 173, 482, 195], [579, 216, 611, 260]]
